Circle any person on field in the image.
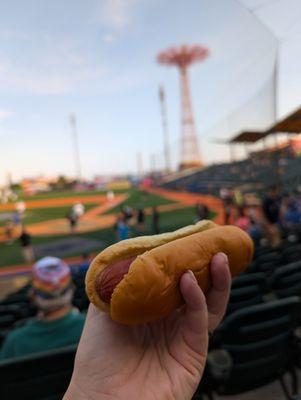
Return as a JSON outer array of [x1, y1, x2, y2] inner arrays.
[[19, 227, 34, 263]]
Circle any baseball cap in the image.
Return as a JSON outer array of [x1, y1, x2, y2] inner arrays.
[[32, 256, 72, 299]]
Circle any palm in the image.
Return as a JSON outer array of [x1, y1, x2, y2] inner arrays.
[[74, 305, 207, 400], [67, 254, 230, 400]]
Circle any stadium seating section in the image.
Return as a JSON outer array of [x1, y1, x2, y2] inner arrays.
[[1, 226, 301, 399], [0, 345, 76, 400], [162, 156, 301, 197]]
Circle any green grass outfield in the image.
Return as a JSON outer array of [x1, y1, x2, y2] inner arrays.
[[17, 188, 129, 201], [0, 203, 98, 227], [104, 189, 176, 214], [0, 188, 175, 226], [0, 206, 215, 268]]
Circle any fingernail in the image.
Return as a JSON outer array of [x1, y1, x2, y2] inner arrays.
[[187, 269, 197, 282], [216, 252, 228, 263]]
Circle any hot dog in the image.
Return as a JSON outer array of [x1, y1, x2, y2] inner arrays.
[[85, 221, 253, 325]]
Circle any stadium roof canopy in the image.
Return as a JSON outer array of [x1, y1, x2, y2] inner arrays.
[[229, 131, 267, 143], [268, 107, 301, 133], [228, 106, 301, 143]]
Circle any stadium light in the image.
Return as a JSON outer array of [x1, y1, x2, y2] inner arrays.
[[69, 113, 82, 181]]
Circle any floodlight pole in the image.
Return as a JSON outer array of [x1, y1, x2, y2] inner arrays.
[[137, 152, 144, 180], [150, 154, 156, 174], [159, 86, 171, 172], [70, 113, 82, 181]]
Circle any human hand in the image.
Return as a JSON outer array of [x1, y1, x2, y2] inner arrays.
[[64, 253, 231, 400]]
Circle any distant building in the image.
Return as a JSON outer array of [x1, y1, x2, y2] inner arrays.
[[21, 177, 55, 195]]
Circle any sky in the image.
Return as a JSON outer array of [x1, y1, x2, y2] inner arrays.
[[0, 0, 301, 184]]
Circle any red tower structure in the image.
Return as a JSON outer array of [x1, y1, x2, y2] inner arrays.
[[157, 45, 209, 170]]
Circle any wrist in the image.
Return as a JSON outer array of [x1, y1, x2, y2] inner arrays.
[[63, 381, 114, 400]]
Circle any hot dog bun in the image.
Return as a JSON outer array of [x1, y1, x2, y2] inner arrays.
[[86, 219, 217, 313], [86, 223, 253, 325]]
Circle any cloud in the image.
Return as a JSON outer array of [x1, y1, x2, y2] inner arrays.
[[0, 109, 13, 121], [95, 0, 141, 31], [40, 38, 85, 66], [0, 29, 30, 40], [0, 65, 105, 95], [0, 36, 105, 95], [102, 34, 116, 43]]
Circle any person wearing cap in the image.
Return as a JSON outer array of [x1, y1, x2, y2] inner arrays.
[[0, 257, 85, 360]]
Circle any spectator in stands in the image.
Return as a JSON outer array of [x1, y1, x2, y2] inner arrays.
[[64, 253, 231, 400], [121, 205, 134, 223], [247, 218, 263, 247], [293, 188, 301, 210], [283, 198, 301, 227], [262, 186, 282, 247], [74, 253, 91, 276], [223, 198, 232, 225], [262, 186, 281, 225], [234, 207, 250, 232], [234, 189, 244, 207], [152, 206, 160, 234], [0, 257, 85, 360], [19, 227, 34, 263], [195, 202, 209, 221], [220, 187, 231, 202], [114, 214, 131, 241]]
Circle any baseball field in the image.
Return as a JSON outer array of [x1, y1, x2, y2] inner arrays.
[[0, 187, 223, 270]]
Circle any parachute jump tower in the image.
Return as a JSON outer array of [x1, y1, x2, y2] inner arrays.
[[157, 45, 209, 170]]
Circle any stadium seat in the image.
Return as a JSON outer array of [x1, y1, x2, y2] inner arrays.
[[0, 345, 76, 400], [281, 245, 301, 264], [0, 302, 36, 326], [71, 271, 89, 311], [254, 251, 281, 274], [254, 244, 275, 258], [226, 272, 267, 314], [0, 284, 31, 306], [270, 261, 301, 299], [256, 250, 280, 264], [0, 315, 15, 330], [245, 260, 258, 273], [204, 297, 301, 399], [0, 304, 32, 333], [72, 295, 89, 312]]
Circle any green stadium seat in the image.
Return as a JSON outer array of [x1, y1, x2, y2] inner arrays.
[[271, 261, 301, 299], [0, 315, 15, 330], [227, 272, 267, 314], [281, 245, 301, 264], [205, 297, 301, 398], [0, 345, 76, 400]]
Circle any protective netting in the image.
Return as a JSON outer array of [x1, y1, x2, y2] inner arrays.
[[153, 0, 301, 174]]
